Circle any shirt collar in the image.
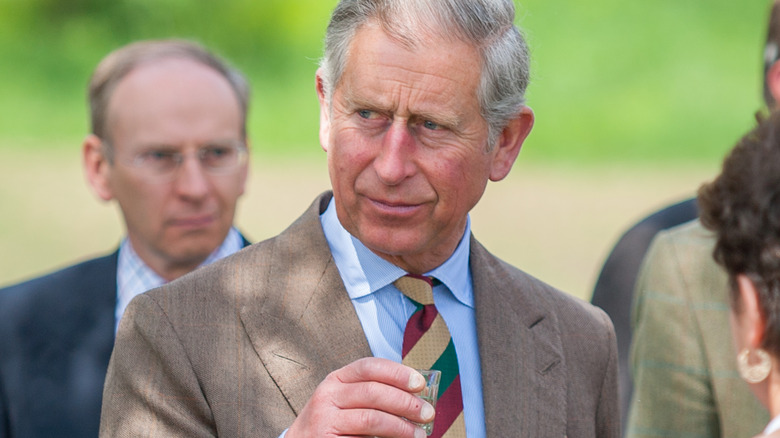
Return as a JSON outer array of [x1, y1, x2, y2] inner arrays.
[[764, 413, 780, 435], [320, 197, 473, 307]]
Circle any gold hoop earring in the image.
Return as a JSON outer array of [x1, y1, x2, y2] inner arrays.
[[737, 348, 772, 383]]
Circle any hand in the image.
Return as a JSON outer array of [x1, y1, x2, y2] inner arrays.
[[286, 357, 434, 438]]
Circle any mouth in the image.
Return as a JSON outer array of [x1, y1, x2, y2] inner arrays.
[[169, 214, 217, 229], [367, 197, 424, 216]]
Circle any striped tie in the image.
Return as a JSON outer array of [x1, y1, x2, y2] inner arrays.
[[394, 275, 466, 438]]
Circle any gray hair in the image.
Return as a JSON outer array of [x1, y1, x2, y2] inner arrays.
[[319, 0, 530, 146], [88, 39, 250, 151]]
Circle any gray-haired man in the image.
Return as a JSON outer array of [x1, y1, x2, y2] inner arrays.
[[100, 2, 619, 437]]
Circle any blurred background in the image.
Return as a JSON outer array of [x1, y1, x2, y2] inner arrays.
[[0, 0, 769, 299]]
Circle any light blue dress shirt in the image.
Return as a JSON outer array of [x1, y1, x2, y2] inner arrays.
[[115, 227, 244, 333], [320, 198, 486, 437]]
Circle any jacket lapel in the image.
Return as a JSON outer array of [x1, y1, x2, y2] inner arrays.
[[238, 193, 372, 414], [237, 196, 569, 429], [471, 238, 567, 437]]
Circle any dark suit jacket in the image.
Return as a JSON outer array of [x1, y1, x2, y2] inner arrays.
[[0, 237, 250, 438], [101, 192, 619, 437], [0, 253, 118, 438]]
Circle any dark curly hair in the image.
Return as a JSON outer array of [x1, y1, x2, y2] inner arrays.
[[699, 110, 780, 357]]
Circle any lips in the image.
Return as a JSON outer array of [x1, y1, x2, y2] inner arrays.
[[169, 214, 217, 228], [366, 196, 425, 216]]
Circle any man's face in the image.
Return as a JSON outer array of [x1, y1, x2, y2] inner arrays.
[[317, 24, 530, 273], [91, 58, 247, 280]]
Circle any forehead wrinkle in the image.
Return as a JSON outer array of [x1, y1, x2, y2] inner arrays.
[[402, 78, 467, 129], [340, 25, 481, 131]]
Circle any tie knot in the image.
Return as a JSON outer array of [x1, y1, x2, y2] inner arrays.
[[394, 274, 435, 306]]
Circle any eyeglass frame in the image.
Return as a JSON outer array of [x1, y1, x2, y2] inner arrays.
[[100, 138, 248, 182]]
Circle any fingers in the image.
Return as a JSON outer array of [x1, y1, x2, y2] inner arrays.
[[286, 358, 435, 438], [331, 379, 434, 423], [335, 357, 426, 392], [325, 358, 433, 424], [332, 408, 428, 438]]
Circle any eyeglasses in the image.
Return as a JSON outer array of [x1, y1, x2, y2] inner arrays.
[[105, 141, 248, 182]]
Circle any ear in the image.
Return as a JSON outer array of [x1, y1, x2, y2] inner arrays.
[[768, 61, 780, 107], [315, 69, 331, 153], [82, 134, 114, 201], [736, 274, 767, 348], [489, 106, 534, 182]]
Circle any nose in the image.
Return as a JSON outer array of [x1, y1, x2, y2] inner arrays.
[[374, 120, 415, 186], [172, 153, 210, 200]]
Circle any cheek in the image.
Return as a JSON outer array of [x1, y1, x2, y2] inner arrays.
[[114, 190, 165, 237], [123, 190, 165, 218], [429, 151, 488, 194], [329, 132, 373, 179], [213, 178, 246, 206], [110, 173, 156, 209]]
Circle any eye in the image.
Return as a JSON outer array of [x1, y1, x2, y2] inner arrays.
[[134, 149, 178, 171], [422, 120, 440, 130], [200, 145, 236, 167], [140, 149, 176, 163], [357, 109, 375, 119], [203, 145, 232, 158]]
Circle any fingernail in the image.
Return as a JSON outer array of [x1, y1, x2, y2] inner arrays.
[[415, 427, 427, 438], [409, 371, 425, 389], [420, 401, 435, 421]]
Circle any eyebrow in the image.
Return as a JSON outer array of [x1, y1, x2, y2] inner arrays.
[[343, 92, 462, 129]]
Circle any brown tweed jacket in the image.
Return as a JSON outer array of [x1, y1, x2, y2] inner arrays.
[[100, 192, 619, 437]]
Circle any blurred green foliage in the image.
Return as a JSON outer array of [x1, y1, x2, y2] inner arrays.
[[0, 0, 339, 156], [0, 0, 769, 164], [520, 0, 766, 164]]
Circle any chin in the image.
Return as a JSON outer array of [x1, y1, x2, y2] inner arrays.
[[361, 230, 426, 257], [170, 239, 220, 261]]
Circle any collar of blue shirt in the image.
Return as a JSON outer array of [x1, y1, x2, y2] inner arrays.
[[319, 197, 473, 307]]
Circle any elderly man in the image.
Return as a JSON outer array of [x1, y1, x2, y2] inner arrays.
[[0, 40, 251, 437], [100, 1, 619, 437]]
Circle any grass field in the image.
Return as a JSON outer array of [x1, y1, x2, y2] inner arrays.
[[0, 148, 719, 301]]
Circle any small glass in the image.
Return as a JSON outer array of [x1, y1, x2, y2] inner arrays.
[[412, 369, 441, 436]]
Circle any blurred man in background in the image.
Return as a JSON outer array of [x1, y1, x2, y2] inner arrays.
[[592, 0, 780, 431], [0, 39, 252, 437], [624, 1, 780, 436]]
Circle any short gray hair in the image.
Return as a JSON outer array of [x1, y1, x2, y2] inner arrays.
[[319, 0, 530, 146], [88, 39, 250, 148]]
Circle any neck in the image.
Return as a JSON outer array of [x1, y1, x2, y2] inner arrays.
[[375, 248, 454, 275], [154, 261, 204, 283], [125, 238, 211, 283], [767, 368, 780, 419]]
